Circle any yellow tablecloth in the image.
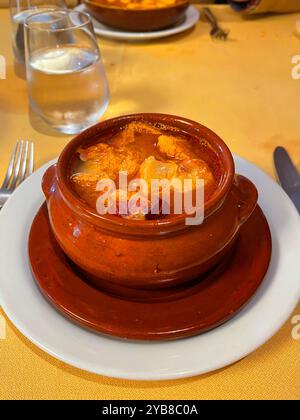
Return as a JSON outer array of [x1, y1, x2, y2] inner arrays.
[[0, 6, 299, 400]]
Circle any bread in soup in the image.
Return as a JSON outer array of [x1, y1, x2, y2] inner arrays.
[[70, 121, 217, 219]]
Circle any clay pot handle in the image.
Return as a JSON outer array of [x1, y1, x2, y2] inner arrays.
[[42, 164, 57, 201], [234, 174, 258, 226]]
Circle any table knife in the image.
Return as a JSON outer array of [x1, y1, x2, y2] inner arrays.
[[274, 146, 300, 214]]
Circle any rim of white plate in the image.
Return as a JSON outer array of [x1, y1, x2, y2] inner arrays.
[[0, 155, 299, 381]]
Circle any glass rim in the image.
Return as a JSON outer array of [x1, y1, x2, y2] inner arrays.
[[10, 4, 64, 16], [24, 8, 92, 32]]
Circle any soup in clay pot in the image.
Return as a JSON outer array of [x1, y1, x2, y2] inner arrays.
[[42, 114, 258, 296]]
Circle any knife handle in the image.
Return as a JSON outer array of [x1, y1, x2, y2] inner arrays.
[[274, 147, 300, 187]]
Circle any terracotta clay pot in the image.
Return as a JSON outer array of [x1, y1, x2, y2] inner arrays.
[[84, 0, 190, 32], [42, 114, 258, 297]]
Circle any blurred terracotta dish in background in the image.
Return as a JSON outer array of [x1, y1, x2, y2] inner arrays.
[[84, 0, 190, 31], [95, 0, 181, 10]]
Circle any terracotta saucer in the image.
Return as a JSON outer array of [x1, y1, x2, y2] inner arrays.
[[28, 204, 272, 341]]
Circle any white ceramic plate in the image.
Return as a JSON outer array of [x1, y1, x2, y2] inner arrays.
[[75, 4, 200, 41], [0, 156, 300, 381]]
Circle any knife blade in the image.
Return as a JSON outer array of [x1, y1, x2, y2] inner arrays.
[[274, 147, 300, 214]]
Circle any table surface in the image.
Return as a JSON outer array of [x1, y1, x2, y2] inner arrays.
[[0, 5, 299, 401]]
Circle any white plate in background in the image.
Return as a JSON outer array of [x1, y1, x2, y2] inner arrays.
[[75, 4, 200, 41]]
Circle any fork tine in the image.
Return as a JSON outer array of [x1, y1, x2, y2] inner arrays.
[[217, 31, 227, 40], [9, 141, 24, 191], [222, 30, 229, 40], [1, 142, 19, 189], [19, 141, 29, 184], [28, 143, 34, 176], [212, 27, 229, 40], [214, 30, 222, 39]]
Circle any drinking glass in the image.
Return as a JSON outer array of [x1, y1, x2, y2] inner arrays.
[[9, 0, 66, 65], [24, 9, 110, 134]]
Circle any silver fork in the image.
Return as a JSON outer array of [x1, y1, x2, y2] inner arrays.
[[0, 141, 34, 209], [203, 7, 230, 41]]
